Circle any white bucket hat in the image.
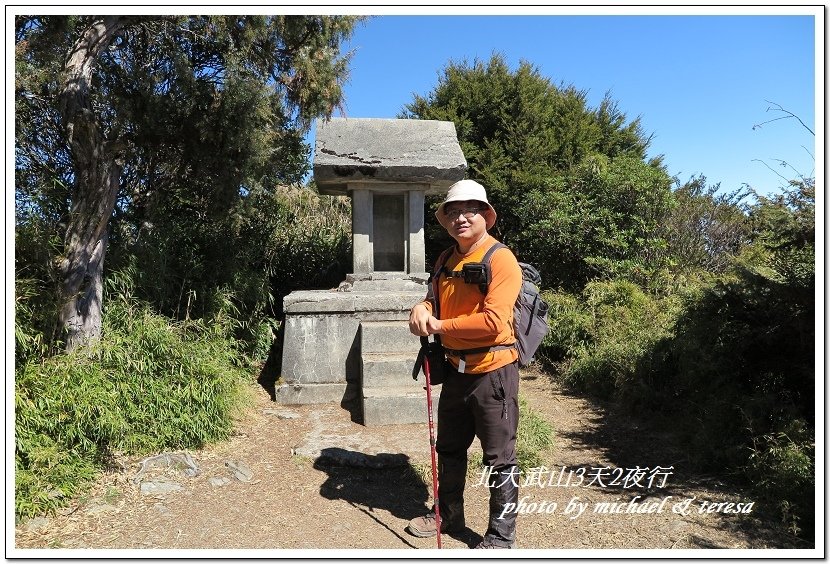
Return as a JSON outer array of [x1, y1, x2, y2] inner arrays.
[[436, 179, 497, 230]]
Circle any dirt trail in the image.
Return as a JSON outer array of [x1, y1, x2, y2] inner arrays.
[[14, 369, 810, 552]]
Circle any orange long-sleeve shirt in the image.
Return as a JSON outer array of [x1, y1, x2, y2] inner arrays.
[[422, 235, 522, 374]]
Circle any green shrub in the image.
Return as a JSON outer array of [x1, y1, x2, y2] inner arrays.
[[14, 218, 64, 365], [14, 278, 54, 368], [262, 186, 352, 307], [746, 428, 814, 537], [544, 280, 682, 403], [662, 251, 814, 537], [109, 184, 351, 363], [538, 290, 592, 362], [538, 209, 815, 538], [14, 297, 250, 519]]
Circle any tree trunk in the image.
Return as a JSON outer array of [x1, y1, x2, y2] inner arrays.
[[57, 16, 127, 351]]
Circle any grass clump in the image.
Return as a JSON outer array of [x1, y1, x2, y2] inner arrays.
[[516, 397, 554, 470], [14, 297, 250, 519]]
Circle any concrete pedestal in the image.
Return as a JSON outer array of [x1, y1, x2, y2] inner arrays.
[[276, 278, 433, 424]]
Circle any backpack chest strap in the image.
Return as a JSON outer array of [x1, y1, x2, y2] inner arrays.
[[439, 268, 466, 279]]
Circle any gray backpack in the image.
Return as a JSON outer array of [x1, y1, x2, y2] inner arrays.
[[433, 242, 550, 367]]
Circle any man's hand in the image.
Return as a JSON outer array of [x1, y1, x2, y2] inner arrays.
[[409, 304, 445, 336], [409, 303, 431, 336]]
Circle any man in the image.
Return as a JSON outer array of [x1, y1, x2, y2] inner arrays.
[[407, 179, 523, 549]]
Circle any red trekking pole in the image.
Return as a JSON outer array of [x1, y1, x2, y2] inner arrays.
[[419, 336, 442, 549]]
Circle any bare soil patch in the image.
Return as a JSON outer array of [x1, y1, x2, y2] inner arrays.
[[14, 369, 811, 552]]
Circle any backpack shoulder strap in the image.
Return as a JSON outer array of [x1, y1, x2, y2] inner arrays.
[[479, 242, 508, 291], [434, 245, 455, 275], [428, 245, 456, 322], [481, 242, 507, 268]]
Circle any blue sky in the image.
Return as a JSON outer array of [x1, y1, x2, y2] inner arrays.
[[311, 12, 820, 197]]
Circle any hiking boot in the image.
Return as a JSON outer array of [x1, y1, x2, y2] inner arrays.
[[406, 512, 461, 538], [475, 537, 515, 549], [482, 466, 519, 547]]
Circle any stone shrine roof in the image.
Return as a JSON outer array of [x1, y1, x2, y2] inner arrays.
[[313, 118, 467, 194]]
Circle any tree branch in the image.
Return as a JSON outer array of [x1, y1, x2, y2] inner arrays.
[[751, 158, 792, 185], [752, 100, 815, 136]]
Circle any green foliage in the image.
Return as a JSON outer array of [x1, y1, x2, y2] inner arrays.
[[118, 184, 351, 343], [15, 15, 363, 350], [541, 280, 682, 401], [403, 53, 673, 291], [14, 216, 65, 364], [747, 429, 814, 537], [541, 181, 814, 538], [659, 176, 751, 275], [258, 186, 352, 309], [746, 179, 815, 291], [537, 290, 592, 362], [519, 155, 675, 290], [14, 291, 250, 518], [15, 278, 57, 368], [17, 15, 363, 198], [663, 184, 814, 535]]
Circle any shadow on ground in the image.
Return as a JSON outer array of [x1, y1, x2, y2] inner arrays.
[[312, 449, 483, 548], [544, 376, 813, 550]]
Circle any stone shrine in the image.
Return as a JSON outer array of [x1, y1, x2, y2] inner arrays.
[[275, 118, 466, 425]]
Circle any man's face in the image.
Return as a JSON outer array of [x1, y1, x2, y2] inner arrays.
[[442, 199, 488, 246]]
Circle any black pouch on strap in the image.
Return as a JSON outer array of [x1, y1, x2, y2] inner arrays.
[[412, 335, 446, 386]]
